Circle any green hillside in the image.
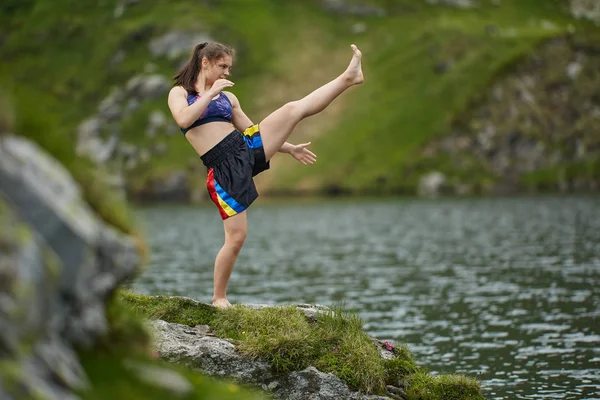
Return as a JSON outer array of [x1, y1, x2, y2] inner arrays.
[[1, 0, 598, 199]]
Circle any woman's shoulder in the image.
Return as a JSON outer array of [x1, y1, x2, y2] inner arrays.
[[222, 91, 239, 105], [169, 85, 189, 96]]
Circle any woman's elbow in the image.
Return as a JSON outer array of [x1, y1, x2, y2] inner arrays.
[[174, 115, 191, 129]]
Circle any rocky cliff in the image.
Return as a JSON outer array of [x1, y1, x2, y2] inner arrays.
[[416, 34, 600, 196]]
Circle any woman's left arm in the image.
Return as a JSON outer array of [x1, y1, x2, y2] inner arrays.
[[225, 91, 254, 130], [225, 92, 317, 165]]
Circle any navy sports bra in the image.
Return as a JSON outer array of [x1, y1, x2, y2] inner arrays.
[[181, 92, 233, 135]]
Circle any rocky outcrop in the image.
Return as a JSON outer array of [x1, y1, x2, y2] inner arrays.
[[418, 35, 600, 195], [571, 0, 600, 24], [0, 134, 141, 399], [425, 0, 477, 9], [150, 304, 402, 400]]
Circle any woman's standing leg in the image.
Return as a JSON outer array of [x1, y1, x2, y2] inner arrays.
[[212, 211, 248, 308], [259, 44, 363, 160]]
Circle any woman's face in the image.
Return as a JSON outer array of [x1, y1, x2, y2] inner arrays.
[[203, 55, 233, 83]]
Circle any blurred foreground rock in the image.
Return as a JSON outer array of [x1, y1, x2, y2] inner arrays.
[[0, 134, 141, 399]]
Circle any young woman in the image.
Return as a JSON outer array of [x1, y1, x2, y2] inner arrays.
[[167, 41, 363, 308]]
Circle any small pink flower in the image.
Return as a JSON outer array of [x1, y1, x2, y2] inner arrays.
[[152, 351, 159, 359], [383, 340, 395, 351]]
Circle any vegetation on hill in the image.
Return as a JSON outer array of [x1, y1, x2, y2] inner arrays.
[[1, 0, 598, 199]]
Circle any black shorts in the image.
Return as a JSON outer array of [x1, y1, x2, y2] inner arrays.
[[201, 125, 270, 219]]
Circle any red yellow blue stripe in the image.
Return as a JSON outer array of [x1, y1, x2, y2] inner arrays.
[[207, 168, 245, 219]]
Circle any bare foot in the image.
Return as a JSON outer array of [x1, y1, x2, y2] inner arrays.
[[345, 44, 364, 85], [212, 298, 232, 309]]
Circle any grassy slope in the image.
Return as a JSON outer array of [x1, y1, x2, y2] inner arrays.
[[269, 0, 588, 193], [0, 0, 593, 196]]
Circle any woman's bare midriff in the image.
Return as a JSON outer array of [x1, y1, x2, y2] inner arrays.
[[184, 121, 236, 157]]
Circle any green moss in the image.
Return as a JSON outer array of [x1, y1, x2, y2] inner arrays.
[[383, 346, 420, 386], [520, 156, 600, 190], [119, 292, 484, 397], [0, 90, 14, 134], [214, 305, 317, 372], [91, 292, 154, 357], [404, 371, 485, 400], [0, 360, 25, 398], [69, 159, 137, 236], [119, 290, 218, 327]]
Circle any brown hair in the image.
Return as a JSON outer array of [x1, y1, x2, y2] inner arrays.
[[173, 42, 234, 94]]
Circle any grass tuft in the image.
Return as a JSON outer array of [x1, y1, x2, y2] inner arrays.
[[383, 346, 420, 386], [120, 290, 218, 327], [404, 371, 485, 400], [215, 305, 317, 372]]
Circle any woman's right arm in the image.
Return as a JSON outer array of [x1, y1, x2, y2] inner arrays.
[[167, 86, 213, 129], [167, 80, 235, 129]]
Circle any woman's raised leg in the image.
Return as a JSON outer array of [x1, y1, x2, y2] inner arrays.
[[259, 44, 363, 160], [212, 211, 248, 308]]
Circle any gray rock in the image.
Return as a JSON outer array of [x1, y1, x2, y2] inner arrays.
[[149, 31, 212, 61], [274, 366, 356, 400], [126, 74, 170, 99], [418, 171, 446, 197], [352, 22, 367, 35], [566, 62, 582, 80], [570, 0, 600, 23], [147, 110, 167, 138], [114, 2, 125, 18], [76, 117, 101, 141], [124, 360, 193, 395], [152, 320, 275, 382], [98, 88, 124, 121], [109, 49, 125, 67], [152, 142, 167, 155], [425, 0, 477, 9]]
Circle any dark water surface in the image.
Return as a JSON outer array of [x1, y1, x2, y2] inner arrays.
[[132, 195, 600, 399]]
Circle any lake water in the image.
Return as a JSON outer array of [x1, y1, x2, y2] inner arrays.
[[132, 195, 600, 399]]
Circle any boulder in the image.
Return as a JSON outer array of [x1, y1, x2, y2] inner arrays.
[[418, 171, 447, 197]]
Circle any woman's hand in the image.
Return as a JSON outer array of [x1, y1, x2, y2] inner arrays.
[[209, 79, 234, 96], [289, 142, 317, 165]]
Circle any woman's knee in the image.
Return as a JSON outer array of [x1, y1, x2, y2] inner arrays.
[[281, 100, 304, 120], [225, 226, 247, 251]]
